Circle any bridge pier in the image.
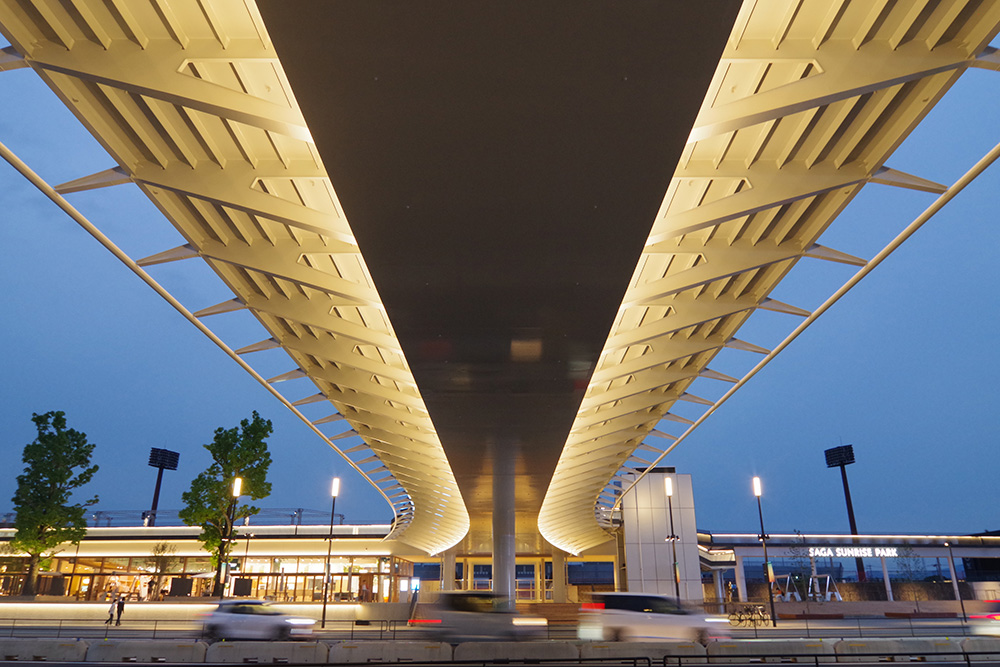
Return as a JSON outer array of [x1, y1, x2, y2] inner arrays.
[[492, 444, 516, 608]]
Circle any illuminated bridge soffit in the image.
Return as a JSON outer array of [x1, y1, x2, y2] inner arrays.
[[0, 0, 469, 555], [539, 0, 1000, 555]]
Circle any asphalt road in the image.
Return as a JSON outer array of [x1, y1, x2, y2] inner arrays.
[[0, 615, 992, 641]]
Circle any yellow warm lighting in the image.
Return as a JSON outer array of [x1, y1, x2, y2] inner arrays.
[[752, 476, 762, 497], [512, 617, 548, 626], [232, 477, 243, 497], [664, 476, 673, 498]]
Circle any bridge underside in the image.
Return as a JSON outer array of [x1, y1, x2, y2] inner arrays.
[[257, 0, 741, 556], [2, 0, 999, 561]]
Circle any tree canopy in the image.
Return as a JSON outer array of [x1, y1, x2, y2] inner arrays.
[[179, 411, 273, 596], [11, 411, 99, 596]]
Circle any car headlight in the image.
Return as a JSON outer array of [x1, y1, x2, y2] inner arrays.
[[284, 618, 315, 625], [704, 616, 729, 623], [512, 617, 548, 626]]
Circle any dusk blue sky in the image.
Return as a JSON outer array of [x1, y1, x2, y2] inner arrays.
[[1, 35, 998, 539]]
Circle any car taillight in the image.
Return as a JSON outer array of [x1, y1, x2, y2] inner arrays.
[[581, 602, 605, 610], [408, 618, 442, 625]]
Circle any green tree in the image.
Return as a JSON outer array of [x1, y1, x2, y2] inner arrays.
[[145, 541, 179, 599], [10, 411, 99, 596], [179, 411, 273, 597]]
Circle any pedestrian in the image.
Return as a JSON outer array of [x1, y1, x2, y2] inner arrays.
[[105, 596, 115, 625], [116, 595, 125, 625]]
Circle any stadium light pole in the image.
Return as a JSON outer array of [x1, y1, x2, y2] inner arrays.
[[146, 448, 180, 526], [665, 476, 681, 599], [824, 445, 865, 582], [753, 477, 777, 627], [321, 477, 341, 629]]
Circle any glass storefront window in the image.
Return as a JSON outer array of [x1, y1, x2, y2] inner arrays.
[[0, 548, 413, 603], [184, 558, 212, 574], [102, 558, 129, 572], [298, 558, 324, 573]]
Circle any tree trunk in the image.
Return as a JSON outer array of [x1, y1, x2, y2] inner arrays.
[[212, 539, 232, 598], [21, 554, 40, 596], [212, 549, 224, 598]]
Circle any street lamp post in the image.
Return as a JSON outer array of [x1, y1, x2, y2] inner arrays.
[[753, 476, 777, 627], [321, 477, 341, 629], [665, 477, 681, 599], [243, 532, 254, 572], [218, 476, 242, 600]]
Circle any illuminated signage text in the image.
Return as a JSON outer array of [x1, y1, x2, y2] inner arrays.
[[807, 546, 898, 558]]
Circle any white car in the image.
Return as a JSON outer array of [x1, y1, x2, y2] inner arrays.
[[202, 600, 315, 640], [577, 592, 729, 644], [970, 600, 1000, 635], [410, 591, 548, 641]]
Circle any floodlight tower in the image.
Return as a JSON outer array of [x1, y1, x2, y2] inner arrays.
[[824, 445, 865, 582], [146, 448, 180, 526]]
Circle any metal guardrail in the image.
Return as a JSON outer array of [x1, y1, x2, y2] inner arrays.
[[660, 652, 1000, 667], [728, 617, 979, 640]]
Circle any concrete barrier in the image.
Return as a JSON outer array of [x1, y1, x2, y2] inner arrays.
[[961, 637, 1000, 662], [85, 640, 208, 663], [708, 639, 836, 663], [328, 640, 452, 662], [834, 638, 962, 662], [453, 641, 579, 661], [205, 641, 329, 663], [0, 638, 89, 662], [580, 640, 707, 663]]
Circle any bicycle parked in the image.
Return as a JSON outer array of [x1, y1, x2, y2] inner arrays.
[[729, 604, 771, 627]]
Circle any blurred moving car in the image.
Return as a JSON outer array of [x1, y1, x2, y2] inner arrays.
[[202, 600, 315, 640], [409, 591, 548, 641], [577, 592, 729, 643], [970, 600, 1000, 635]]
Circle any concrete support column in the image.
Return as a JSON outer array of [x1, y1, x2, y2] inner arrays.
[[535, 557, 544, 602], [492, 446, 516, 607], [551, 548, 567, 603], [712, 570, 725, 613], [615, 530, 628, 592], [945, 551, 961, 602], [441, 549, 457, 591], [734, 555, 747, 602], [881, 557, 893, 601]]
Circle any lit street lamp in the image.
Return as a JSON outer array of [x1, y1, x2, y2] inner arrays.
[[665, 477, 680, 599], [321, 477, 341, 629], [753, 476, 777, 627], [218, 476, 242, 600]]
